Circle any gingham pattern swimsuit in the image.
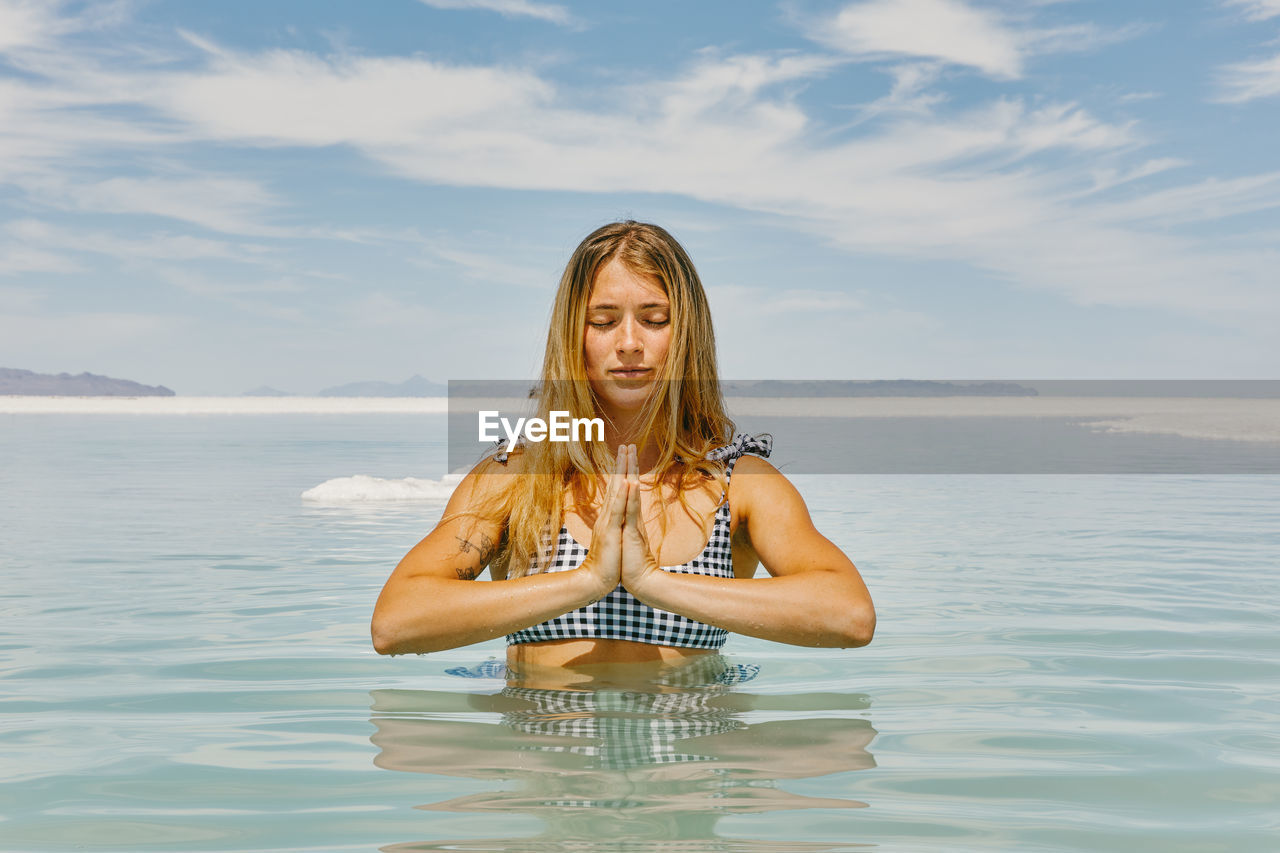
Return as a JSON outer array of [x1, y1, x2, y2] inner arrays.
[[504, 433, 773, 649]]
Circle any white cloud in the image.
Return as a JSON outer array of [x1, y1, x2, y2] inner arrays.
[[0, 0, 134, 58], [708, 285, 864, 315], [5, 218, 270, 262], [415, 0, 576, 26], [1116, 90, 1161, 104], [810, 0, 1144, 80], [151, 47, 551, 147], [659, 52, 840, 116], [23, 174, 288, 236], [1223, 0, 1280, 21], [813, 0, 1028, 78], [0, 0, 66, 54], [1214, 52, 1280, 103], [411, 242, 554, 290], [0, 243, 82, 275], [849, 62, 948, 122], [1070, 157, 1189, 198], [1089, 172, 1280, 227]]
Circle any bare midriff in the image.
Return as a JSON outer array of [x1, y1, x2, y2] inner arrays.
[[506, 638, 718, 669]]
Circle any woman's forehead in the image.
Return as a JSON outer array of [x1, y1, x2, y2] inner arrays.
[[588, 258, 667, 305]]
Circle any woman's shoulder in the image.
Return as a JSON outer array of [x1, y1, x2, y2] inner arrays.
[[444, 444, 526, 510]]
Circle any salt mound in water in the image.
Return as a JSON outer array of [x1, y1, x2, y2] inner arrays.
[[301, 474, 463, 503]]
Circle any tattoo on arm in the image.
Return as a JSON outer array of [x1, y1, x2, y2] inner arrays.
[[455, 532, 497, 565], [454, 567, 477, 581]]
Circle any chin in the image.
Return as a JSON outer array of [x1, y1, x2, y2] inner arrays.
[[591, 380, 657, 412]]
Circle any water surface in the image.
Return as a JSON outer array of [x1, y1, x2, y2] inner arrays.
[[1, 413, 1277, 851]]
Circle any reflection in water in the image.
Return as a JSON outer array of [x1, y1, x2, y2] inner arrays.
[[370, 656, 877, 851]]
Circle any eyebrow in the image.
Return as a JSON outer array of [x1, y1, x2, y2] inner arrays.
[[587, 302, 669, 311]]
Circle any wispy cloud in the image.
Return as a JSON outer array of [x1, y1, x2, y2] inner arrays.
[[411, 241, 554, 290], [1089, 171, 1280, 227], [1223, 0, 1280, 21], [415, 0, 576, 27], [19, 173, 291, 236], [5, 218, 271, 262], [812, 0, 1026, 78], [0, 0, 134, 57], [1214, 52, 1280, 103], [808, 0, 1146, 80], [0, 0, 68, 54], [847, 62, 948, 123], [1214, 0, 1280, 103], [151, 45, 551, 147], [709, 285, 864, 315], [0, 243, 83, 275]]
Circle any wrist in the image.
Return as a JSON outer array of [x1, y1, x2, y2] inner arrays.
[[625, 564, 671, 606], [574, 556, 615, 604]]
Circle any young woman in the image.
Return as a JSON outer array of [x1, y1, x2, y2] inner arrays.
[[371, 221, 874, 668]]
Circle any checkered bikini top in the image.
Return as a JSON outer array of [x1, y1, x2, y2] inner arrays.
[[504, 433, 773, 649]]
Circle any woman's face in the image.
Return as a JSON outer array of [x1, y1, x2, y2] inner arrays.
[[583, 257, 672, 418]]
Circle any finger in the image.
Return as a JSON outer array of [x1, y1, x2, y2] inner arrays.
[[608, 445, 630, 523], [603, 444, 624, 501], [624, 445, 639, 518], [624, 472, 642, 530], [629, 482, 648, 546]]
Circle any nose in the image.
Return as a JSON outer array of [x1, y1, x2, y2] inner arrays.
[[616, 315, 642, 353]]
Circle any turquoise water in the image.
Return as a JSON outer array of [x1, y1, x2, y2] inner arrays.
[[2, 414, 1278, 851]]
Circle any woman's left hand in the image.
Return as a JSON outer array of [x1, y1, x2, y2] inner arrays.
[[621, 444, 663, 598]]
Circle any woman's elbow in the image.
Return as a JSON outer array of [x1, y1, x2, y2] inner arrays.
[[371, 608, 413, 656], [837, 603, 876, 648], [371, 618, 398, 656], [372, 610, 455, 656]]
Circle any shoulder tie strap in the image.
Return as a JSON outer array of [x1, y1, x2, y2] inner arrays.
[[708, 432, 773, 463]]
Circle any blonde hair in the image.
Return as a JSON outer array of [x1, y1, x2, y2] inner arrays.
[[471, 221, 735, 578]]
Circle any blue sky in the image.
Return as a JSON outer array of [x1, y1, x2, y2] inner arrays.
[[1, 0, 1278, 394]]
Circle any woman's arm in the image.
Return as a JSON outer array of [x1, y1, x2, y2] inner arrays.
[[623, 455, 875, 648], [371, 451, 629, 655]]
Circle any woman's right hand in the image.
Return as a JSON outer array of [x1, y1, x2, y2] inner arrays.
[[578, 444, 631, 599]]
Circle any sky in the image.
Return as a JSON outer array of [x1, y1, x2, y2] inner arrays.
[[1, 0, 1278, 395]]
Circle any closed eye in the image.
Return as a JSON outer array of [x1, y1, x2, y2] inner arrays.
[[587, 316, 668, 329]]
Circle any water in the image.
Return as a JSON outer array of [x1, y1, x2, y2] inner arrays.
[[1, 412, 1278, 851]]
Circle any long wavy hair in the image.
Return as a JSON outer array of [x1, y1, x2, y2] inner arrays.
[[471, 221, 736, 578]]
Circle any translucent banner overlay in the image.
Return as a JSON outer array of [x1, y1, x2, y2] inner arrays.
[[448, 380, 1280, 474]]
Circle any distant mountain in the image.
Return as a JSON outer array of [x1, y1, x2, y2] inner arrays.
[[720, 380, 1038, 397], [242, 386, 293, 397], [316, 374, 447, 397], [0, 367, 175, 396]]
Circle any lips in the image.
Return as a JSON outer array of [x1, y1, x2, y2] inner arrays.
[[609, 368, 651, 378]]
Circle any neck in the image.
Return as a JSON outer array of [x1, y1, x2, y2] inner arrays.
[[598, 410, 664, 476]]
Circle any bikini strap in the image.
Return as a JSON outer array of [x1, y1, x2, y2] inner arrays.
[[713, 433, 773, 479]]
